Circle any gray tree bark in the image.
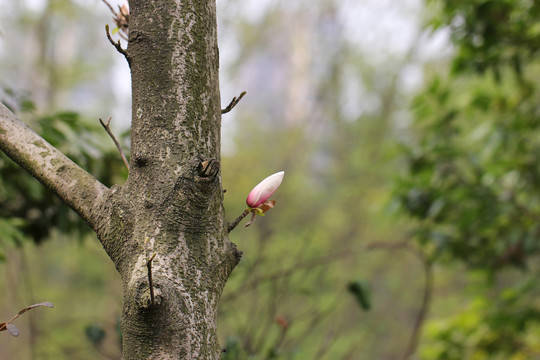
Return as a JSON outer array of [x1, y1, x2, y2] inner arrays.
[[0, 0, 241, 358]]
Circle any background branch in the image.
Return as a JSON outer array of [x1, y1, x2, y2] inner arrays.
[[367, 241, 433, 360]]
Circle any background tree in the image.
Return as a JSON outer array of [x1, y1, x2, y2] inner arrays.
[[395, 0, 540, 358]]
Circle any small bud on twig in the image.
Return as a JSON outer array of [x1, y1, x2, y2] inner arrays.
[[228, 171, 285, 232]]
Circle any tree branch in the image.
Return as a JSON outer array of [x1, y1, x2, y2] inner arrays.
[[367, 241, 433, 360], [105, 24, 128, 61], [0, 104, 108, 230], [401, 256, 432, 360], [221, 91, 246, 114], [101, 0, 116, 15], [227, 208, 250, 232], [147, 253, 157, 306]]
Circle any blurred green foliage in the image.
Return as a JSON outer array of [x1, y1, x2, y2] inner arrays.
[[0, 0, 127, 261], [0, 90, 128, 257], [428, 0, 540, 77], [396, 0, 540, 358], [395, 69, 540, 268], [421, 275, 540, 360], [217, 1, 423, 358]]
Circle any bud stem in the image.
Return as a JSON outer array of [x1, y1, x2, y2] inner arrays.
[[228, 208, 251, 233]]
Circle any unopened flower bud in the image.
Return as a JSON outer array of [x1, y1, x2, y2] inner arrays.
[[246, 171, 284, 208]]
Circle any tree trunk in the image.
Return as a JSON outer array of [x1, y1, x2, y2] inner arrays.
[[0, 0, 241, 358]]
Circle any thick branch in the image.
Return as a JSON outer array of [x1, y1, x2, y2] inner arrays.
[[0, 104, 108, 230]]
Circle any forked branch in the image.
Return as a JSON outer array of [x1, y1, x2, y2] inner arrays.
[[222, 91, 247, 114], [105, 24, 128, 60], [102, 0, 129, 40]]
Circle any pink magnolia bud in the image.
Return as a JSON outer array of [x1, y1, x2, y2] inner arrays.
[[246, 171, 284, 208]]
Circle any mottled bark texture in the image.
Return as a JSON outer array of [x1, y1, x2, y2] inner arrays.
[[0, 0, 241, 359]]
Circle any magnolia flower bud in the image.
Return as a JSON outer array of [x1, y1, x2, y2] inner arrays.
[[246, 171, 284, 208]]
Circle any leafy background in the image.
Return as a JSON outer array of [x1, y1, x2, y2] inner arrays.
[[1, 0, 540, 359]]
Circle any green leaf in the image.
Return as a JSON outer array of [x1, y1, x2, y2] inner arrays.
[[85, 323, 106, 346], [347, 280, 371, 311]]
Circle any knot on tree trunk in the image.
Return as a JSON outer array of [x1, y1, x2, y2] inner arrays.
[[197, 158, 220, 179]]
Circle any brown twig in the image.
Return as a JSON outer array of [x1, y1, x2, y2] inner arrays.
[[99, 116, 130, 172], [367, 241, 433, 360], [147, 253, 157, 306], [296, 293, 340, 349], [221, 91, 247, 114], [312, 330, 338, 359], [271, 320, 289, 356], [105, 24, 128, 60], [102, 0, 129, 38], [115, 4, 129, 38], [402, 258, 432, 360], [228, 208, 250, 233], [101, 0, 116, 14]]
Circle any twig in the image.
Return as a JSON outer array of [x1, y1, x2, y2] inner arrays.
[[102, 0, 129, 38], [0, 302, 54, 337], [312, 330, 337, 359], [99, 116, 130, 172], [228, 208, 250, 232], [402, 257, 433, 360], [101, 0, 115, 14], [221, 91, 247, 114], [117, 30, 128, 42], [367, 241, 433, 360], [115, 4, 129, 40], [401, 258, 432, 360], [271, 320, 289, 356], [295, 292, 340, 349], [147, 253, 157, 306], [105, 24, 128, 60]]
